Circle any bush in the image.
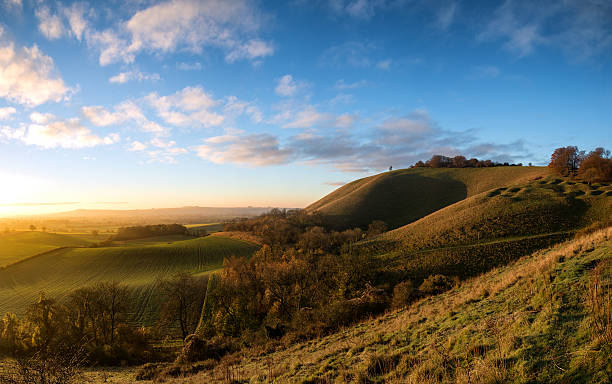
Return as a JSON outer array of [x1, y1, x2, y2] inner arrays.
[[392, 280, 416, 308], [419, 274, 455, 295]]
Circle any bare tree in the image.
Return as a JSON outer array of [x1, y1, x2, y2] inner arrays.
[[158, 273, 205, 340]]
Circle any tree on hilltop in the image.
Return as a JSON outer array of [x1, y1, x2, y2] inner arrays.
[[548, 146, 584, 176]]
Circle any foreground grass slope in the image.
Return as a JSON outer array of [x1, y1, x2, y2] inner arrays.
[[174, 227, 612, 383], [306, 167, 549, 228], [0, 231, 93, 267], [0, 236, 259, 323]]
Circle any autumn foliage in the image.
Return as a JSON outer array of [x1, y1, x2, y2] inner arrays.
[[548, 146, 611, 181]]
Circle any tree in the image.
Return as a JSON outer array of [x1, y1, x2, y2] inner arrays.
[[452, 155, 467, 168], [29, 225, 36, 231], [367, 220, 388, 237], [158, 273, 205, 340], [549, 146, 584, 176], [579, 147, 612, 183], [91, 230, 99, 237]]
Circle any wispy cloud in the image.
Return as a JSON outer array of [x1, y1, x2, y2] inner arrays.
[[195, 133, 293, 166], [109, 70, 160, 84], [334, 79, 369, 90], [196, 110, 532, 172], [0, 201, 79, 206], [479, 0, 612, 59]]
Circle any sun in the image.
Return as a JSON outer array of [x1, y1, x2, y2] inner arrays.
[[0, 172, 51, 216]]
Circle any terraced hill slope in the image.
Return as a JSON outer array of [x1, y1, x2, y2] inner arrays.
[[0, 231, 93, 267], [175, 227, 612, 383], [365, 175, 611, 283], [0, 236, 259, 323], [306, 166, 550, 228]]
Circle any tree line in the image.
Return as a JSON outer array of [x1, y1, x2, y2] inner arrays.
[[411, 154, 522, 168], [111, 224, 189, 241], [548, 146, 611, 182]]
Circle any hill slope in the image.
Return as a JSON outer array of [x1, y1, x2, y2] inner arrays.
[[0, 236, 259, 323], [364, 175, 611, 283], [176, 227, 612, 383], [0, 231, 93, 267], [306, 166, 550, 228]]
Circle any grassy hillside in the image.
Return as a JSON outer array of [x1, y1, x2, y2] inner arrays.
[[0, 236, 259, 323], [0, 231, 93, 267], [306, 167, 550, 228], [353, 175, 611, 283], [168, 227, 612, 383]]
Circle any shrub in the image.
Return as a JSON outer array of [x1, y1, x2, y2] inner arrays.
[[392, 280, 416, 308], [419, 274, 455, 295]]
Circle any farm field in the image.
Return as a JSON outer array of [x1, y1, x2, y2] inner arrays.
[[0, 231, 93, 267], [0, 235, 259, 323]]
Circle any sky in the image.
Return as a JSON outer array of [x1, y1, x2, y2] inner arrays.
[[0, 0, 610, 216]]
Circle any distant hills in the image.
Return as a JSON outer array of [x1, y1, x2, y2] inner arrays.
[[38, 206, 278, 222]]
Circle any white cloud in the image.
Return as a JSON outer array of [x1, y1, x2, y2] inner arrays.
[[129, 140, 147, 151], [87, 29, 134, 66], [225, 39, 274, 63], [376, 59, 392, 70], [63, 3, 89, 41], [334, 113, 358, 128], [29, 111, 54, 124], [122, 0, 273, 65], [320, 41, 389, 69], [36, 6, 65, 40], [437, 2, 457, 30], [3, 115, 120, 149], [224, 96, 262, 123], [275, 75, 301, 97], [0, 107, 16, 120], [3, 0, 21, 11], [81, 100, 169, 135], [334, 79, 368, 90], [109, 70, 160, 84], [82, 101, 142, 127], [0, 41, 70, 106], [195, 133, 293, 166], [283, 106, 327, 129], [177, 62, 202, 70], [145, 86, 224, 128], [479, 1, 547, 57]]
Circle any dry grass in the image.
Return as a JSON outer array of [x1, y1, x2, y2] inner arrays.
[[151, 227, 611, 383]]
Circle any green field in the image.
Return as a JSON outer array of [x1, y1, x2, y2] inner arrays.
[[0, 235, 259, 323], [0, 231, 93, 267], [306, 166, 550, 228]]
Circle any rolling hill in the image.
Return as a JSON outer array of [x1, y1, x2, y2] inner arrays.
[[361, 174, 611, 283], [0, 231, 93, 267], [0, 235, 259, 323], [161, 226, 612, 383], [306, 166, 551, 229]]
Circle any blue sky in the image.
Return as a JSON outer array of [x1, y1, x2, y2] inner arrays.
[[0, 0, 610, 215]]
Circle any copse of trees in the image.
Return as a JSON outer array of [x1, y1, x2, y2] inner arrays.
[[0, 283, 156, 369], [112, 224, 188, 241], [412, 155, 522, 169], [549, 146, 612, 182]]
